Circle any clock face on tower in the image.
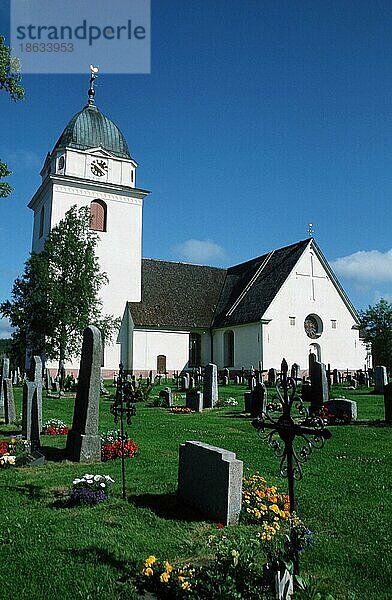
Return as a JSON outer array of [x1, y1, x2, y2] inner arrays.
[[90, 159, 108, 177]]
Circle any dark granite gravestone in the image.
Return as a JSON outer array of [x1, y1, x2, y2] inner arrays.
[[324, 398, 357, 423], [22, 381, 40, 450], [308, 352, 316, 380], [291, 363, 300, 381], [30, 356, 43, 433], [178, 441, 243, 525], [250, 382, 267, 418], [66, 326, 102, 462], [159, 387, 173, 407], [310, 361, 329, 414], [383, 383, 392, 424], [374, 365, 388, 394], [332, 369, 339, 385], [3, 379, 16, 424], [0, 356, 10, 418], [203, 363, 218, 408], [186, 389, 203, 412], [244, 391, 252, 413], [268, 368, 277, 386]]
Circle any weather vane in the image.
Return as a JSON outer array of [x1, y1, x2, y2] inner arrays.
[[88, 65, 99, 105], [307, 223, 314, 237]]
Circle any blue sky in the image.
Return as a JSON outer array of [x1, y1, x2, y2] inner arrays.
[[1, 0, 392, 337]]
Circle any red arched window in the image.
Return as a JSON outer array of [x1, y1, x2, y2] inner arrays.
[[90, 200, 107, 232]]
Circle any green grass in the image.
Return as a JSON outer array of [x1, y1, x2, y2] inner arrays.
[[0, 382, 391, 599]]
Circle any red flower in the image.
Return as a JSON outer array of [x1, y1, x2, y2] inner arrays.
[[217, 523, 224, 529]]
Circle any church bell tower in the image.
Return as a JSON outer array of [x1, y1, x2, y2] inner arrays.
[[28, 67, 150, 373]]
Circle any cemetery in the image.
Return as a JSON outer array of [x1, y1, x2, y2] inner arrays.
[[0, 352, 390, 600]]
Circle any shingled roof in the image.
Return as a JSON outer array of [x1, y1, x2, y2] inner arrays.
[[128, 259, 226, 329], [212, 239, 310, 328]]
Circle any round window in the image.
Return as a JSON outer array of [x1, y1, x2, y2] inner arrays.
[[304, 314, 323, 339]]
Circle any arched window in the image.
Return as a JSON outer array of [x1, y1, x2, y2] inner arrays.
[[39, 206, 45, 238], [90, 200, 107, 232], [224, 330, 234, 367], [189, 333, 201, 367]]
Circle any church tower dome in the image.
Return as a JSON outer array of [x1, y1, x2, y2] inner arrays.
[[53, 103, 131, 159]]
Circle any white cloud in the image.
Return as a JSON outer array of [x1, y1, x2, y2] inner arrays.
[[0, 318, 12, 339], [0, 149, 42, 171], [173, 239, 226, 264], [331, 249, 392, 285]]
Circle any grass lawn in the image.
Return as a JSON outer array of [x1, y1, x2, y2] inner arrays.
[[0, 382, 391, 599]]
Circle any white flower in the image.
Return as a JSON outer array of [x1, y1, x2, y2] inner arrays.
[[73, 478, 81, 485], [94, 475, 101, 481], [100, 482, 106, 488], [86, 479, 93, 484], [105, 475, 114, 482]]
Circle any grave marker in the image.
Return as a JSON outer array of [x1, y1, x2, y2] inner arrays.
[[66, 326, 102, 462], [178, 441, 243, 525], [203, 363, 218, 408], [3, 378, 16, 424]]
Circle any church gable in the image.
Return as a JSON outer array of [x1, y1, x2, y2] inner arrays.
[[212, 239, 309, 328], [128, 259, 226, 329]]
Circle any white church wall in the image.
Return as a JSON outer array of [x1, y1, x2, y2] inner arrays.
[[213, 322, 261, 369], [48, 183, 143, 316], [133, 329, 190, 373], [261, 244, 367, 371]]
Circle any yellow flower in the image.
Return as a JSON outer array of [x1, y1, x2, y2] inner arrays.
[[144, 567, 153, 577], [144, 555, 156, 567], [160, 571, 170, 583], [163, 561, 173, 573], [178, 576, 185, 582], [181, 581, 190, 590]]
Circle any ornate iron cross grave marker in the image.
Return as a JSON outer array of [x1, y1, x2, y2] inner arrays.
[[252, 358, 331, 571], [110, 364, 137, 500]]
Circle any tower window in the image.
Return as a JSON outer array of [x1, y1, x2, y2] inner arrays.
[[90, 199, 107, 232], [331, 319, 337, 329], [39, 206, 45, 238], [289, 316, 296, 326], [131, 170, 134, 183], [189, 333, 201, 367]]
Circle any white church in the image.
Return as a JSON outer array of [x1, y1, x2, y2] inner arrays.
[[28, 77, 368, 377]]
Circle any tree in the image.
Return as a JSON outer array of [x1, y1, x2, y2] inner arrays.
[[359, 298, 392, 372], [0, 35, 24, 197], [1, 205, 120, 372]]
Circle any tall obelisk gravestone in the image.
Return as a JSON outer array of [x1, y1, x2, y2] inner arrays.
[[66, 326, 102, 462]]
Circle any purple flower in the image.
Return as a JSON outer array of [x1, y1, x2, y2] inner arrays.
[[69, 487, 108, 506]]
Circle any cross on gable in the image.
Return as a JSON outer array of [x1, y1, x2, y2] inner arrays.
[[296, 252, 328, 301]]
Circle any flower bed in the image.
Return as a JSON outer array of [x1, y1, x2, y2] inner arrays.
[[43, 419, 69, 435], [0, 438, 30, 468], [100, 430, 138, 462], [169, 406, 194, 414], [69, 473, 114, 506]]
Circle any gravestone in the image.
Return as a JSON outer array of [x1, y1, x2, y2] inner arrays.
[[301, 380, 312, 403], [203, 363, 218, 408], [234, 375, 240, 385], [324, 398, 357, 423], [186, 389, 203, 412], [178, 441, 243, 525], [3, 378, 16, 424], [310, 361, 329, 413], [22, 381, 40, 450], [383, 383, 392, 424], [58, 360, 66, 391], [250, 382, 267, 418], [0, 356, 10, 418], [290, 363, 300, 381], [374, 365, 388, 394], [31, 356, 43, 433], [332, 369, 339, 385], [189, 376, 195, 389], [244, 391, 252, 413], [268, 368, 277, 386], [222, 375, 229, 386], [66, 326, 102, 462], [159, 387, 173, 407], [308, 352, 316, 380]]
